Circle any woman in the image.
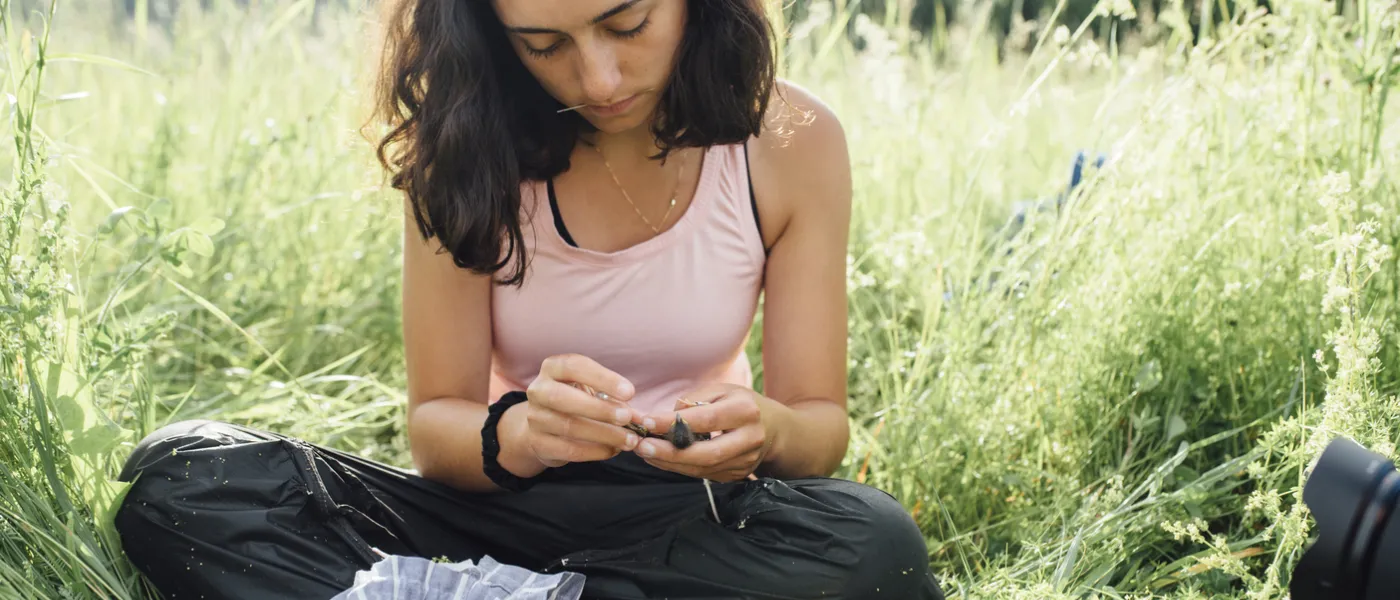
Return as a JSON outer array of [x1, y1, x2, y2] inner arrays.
[[114, 1, 946, 598]]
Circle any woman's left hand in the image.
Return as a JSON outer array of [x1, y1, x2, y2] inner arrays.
[[635, 383, 784, 482]]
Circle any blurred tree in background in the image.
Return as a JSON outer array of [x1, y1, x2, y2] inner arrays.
[[12, 0, 1327, 61], [779, 0, 1287, 61]]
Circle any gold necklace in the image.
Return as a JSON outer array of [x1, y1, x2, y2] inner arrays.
[[593, 144, 686, 234]]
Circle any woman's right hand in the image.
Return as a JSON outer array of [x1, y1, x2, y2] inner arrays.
[[503, 354, 642, 474]]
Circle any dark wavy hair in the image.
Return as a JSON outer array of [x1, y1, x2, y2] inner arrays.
[[371, 0, 778, 286]]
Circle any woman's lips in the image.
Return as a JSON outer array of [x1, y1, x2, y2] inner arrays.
[[588, 94, 639, 117]]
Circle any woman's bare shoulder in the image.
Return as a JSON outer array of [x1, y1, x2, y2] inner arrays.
[[748, 79, 851, 246]]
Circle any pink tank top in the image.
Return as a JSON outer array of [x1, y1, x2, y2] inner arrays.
[[488, 142, 766, 416]]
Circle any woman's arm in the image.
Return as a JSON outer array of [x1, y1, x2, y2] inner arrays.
[[749, 81, 853, 479], [400, 196, 545, 492]]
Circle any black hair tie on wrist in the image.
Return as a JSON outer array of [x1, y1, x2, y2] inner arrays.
[[481, 391, 542, 492]]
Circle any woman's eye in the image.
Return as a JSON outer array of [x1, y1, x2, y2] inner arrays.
[[520, 16, 648, 58], [612, 18, 650, 39], [524, 41, 563, 58]]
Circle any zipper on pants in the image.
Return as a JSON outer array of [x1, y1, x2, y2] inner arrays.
[[286, 439, 382, 566]]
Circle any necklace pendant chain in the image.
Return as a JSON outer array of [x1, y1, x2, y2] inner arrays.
[[595, 145, 686, 235]]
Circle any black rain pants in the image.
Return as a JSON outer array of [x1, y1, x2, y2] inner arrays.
[[113, 419, 947, 600]]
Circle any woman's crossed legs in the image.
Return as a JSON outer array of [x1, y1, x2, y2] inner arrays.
[[114, 419, 946, 600]]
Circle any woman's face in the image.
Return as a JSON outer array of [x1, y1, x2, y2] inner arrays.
[[492, 0, 688, 135]]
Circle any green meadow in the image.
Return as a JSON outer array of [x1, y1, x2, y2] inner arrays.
[[2, 0, 1398, 597]]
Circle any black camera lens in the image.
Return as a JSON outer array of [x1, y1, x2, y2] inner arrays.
[[1293, 437, 1400, 599]]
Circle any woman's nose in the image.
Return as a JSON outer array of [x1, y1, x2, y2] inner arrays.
[[577, 44, 623, 104]]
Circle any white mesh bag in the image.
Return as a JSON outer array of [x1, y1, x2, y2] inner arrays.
[[331, 554, 586, 600]]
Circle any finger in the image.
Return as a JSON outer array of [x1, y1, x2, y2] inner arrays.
[[637, 425, 762, 468], [641, 456, 704, 479], [642, 457, 754, 483], [528, 405, 641, 451], [528, 379, 636, 427], [641, 454, 736, 478], [540, 354, 636, 401], [637, 383, 730, 435], [655, 393, 758, 437], [671, 383, 737, 412], [532, 434, 621, 465], [646, 387, 747, 436]]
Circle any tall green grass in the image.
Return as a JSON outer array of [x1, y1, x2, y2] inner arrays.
[[2, 0, 1398, 597]]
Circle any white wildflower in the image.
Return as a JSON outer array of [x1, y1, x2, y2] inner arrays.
[[1361, 167, 1382, 192], [1314, 348, 1328, 371], [1098, 0, 1138, 20], [1245, 488, 1280, 517], [1322, 285, 1350, 315], [1318, 171, 1352, 209], [1162, 518, 1208, 543]]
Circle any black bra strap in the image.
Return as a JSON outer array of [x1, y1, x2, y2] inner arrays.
[[547, 179, 579, 248], [744, 140, 768, 255]]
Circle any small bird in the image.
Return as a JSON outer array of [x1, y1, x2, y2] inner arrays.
[[623, 415, 711, 449], [668, 415, 711, 450]]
